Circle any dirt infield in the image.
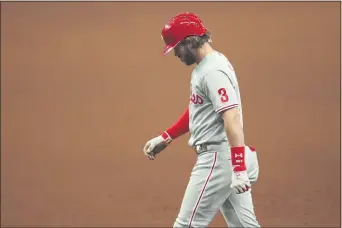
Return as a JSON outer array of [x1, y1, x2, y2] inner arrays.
[[1, 2, 340, 227]]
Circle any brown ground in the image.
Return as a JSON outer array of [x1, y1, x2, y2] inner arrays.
[[1, 2, 340, 227]]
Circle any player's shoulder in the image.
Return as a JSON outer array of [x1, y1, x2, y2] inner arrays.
[[195, 52, 227, 74], [204, 53, 231, 78]]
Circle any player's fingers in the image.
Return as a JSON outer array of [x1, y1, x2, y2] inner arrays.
[[149, 151, 156, 159], [230, 183, 237, 189], [231, 184, 239, 193], [143, 141, 152, 154], [143, 144, 149, 154], [245, 185, 250, 191], [236, 186, 244, 194], [146, 142, 156, 154], [237, 185, 249, 194]]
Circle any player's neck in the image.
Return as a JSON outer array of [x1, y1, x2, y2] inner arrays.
[[195, 43, 215, 64]]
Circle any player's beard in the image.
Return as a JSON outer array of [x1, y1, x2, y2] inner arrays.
[[182, 46, 197, 66]]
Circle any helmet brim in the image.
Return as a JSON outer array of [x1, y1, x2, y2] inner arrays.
[[163, 44, 174, 55]]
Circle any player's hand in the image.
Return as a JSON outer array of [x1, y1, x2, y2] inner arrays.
[[230, 168, 251, 194], [143, 132, 172, 160]]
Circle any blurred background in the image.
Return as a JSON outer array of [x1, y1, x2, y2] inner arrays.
[[1, 2, 340, 227]]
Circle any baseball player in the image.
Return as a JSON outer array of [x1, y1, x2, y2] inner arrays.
[[143, 12, 261, 228]]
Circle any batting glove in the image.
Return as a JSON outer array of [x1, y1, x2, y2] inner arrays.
[[143, 131, 172, 160]]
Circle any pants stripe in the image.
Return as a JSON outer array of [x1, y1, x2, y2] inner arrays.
[[188, 152, 218, 227]]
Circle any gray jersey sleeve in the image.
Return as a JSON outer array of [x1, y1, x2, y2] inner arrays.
[[202, 70, 239, 114]]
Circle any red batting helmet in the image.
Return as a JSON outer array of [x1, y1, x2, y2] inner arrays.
[[161, 12, 208, 55]]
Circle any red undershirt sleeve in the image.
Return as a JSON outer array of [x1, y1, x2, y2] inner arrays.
[[161, 108, 189, 140]]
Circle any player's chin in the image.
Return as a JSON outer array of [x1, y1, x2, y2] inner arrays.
[[184, 61, 195, 66], [178, 56, 195, 66], [181, 59, 195, 66]]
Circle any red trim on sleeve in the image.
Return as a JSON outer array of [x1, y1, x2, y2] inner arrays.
[[164, 108, 190, 139], [216, 104, 238, 113]]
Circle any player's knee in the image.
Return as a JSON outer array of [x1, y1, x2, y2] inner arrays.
[[173, 216, 211, 228], [242, 217, 261, 228], [237, 208, 260, 228], [228, 212, 260, 228], [173, 218, 188, 228]]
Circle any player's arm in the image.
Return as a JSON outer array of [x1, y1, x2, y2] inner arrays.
[[221, 107, 245, 147], [143, 107, 189, 160], [202, 71, 247, 172], [203, 70, 250, 192], [221, 107, 251, 194], [161, 107, 190, 142]]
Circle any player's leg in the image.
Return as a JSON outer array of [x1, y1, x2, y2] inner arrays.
[[220, 146, 260, 227], [173, 151, 233, 228], [220, 188, 260, 227], [245, 146, 259, 184]]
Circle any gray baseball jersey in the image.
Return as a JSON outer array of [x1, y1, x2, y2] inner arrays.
[[173, 51, 260, 227], [188, 51, 243, 147], [173, 52, 260, 228]]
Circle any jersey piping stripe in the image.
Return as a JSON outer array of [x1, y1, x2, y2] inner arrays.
[[216, 104, 238, 113], [188, 152, 218, 227]]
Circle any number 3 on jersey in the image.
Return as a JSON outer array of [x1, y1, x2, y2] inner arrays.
[[218, 88, 229, 102]]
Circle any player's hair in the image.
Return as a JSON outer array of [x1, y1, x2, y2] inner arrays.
[[180, 31, 212, 49]]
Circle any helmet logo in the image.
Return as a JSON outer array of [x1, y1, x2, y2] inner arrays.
[[180, 21, 196, 25]]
